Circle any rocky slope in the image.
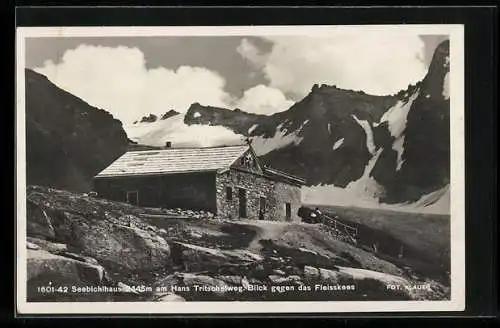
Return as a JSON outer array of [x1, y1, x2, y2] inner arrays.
[[128, 87, 398, 187], [127, 41, 450, 208], [25, 69, 130, 192], [370, 40, 450, 203], [25, 186, 450, 302]]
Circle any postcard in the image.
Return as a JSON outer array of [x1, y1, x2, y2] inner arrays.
[[16, 24, 465, 314]]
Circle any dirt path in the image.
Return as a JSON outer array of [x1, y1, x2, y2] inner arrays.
[[231, 220, 296, 253]]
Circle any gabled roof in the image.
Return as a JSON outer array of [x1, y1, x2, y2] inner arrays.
[[95, 145, 250, 178]]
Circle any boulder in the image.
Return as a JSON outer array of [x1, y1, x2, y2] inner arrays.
[[27, 237, 68, 253], [287, 275, 302, 281], [179, 273, 230, 297], [336, 266, 408, 285], [268, 275, 288, 284], [284, 265, 303, 276], [27, 242, 40, 250], [217, 275, 243, 285], [26, 200, 55, 239], [318, 268, 341, 283], [221, 249, 264, 263], [27, 250, 116, 302], [155, 293, 186, 302], [117, 282, 139, 294], [170, 242, 228, 272], [27, 249, 108, 290], [269, 275, 303, 284], [303, 266, 320, 281], [188, 231, 203, 239], [58, 252, 100, 265], [156, 272, 232, 299], [70, 220, 171, 273]]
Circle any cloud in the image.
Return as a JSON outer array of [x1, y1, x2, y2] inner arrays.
[[234, 84, 294, 114], [419, 35, 449, 66], [34, 44, 233, 124], [238, 33, 428, 97], [236, 38, 267, 69]]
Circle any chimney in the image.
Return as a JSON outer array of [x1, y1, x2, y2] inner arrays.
[[165, 141, 172, 149]]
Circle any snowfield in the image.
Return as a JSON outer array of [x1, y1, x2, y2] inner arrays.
[[378, 90, 420, 171], [351, 115, 376, 155], [301, 183, 450, 215], [250, 120, 308, 156], [125, 114, 245, 148], [333, 138, 344, 150], [443, 72, 450, 100]]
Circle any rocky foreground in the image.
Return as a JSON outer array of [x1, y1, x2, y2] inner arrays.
[[25, 185, 450, 302]]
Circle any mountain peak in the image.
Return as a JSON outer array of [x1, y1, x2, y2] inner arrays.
[[419, 39, 450, 101], [139, 113, 158, 123], [161, 109, 180, 120]]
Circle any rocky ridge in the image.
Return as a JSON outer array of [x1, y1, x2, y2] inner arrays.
[[26, 185, 450, 302], [127, 41, 450, 207], [25, 69, 130, 192]]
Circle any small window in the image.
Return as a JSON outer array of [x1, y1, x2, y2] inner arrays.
[[285, 203, 291, 220], [226, 187, 233, 201], [126, 190, 139, 206]]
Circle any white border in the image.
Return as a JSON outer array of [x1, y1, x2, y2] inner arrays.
[[16, 25, 465, 314]]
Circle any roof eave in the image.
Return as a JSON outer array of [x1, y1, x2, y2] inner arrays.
[[94, 169, 220, 179]]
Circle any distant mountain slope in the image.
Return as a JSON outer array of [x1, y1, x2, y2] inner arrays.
[[128, 85, 398, 186], [126, 110, 246, 148], [126, 41, 450, 211], [25, 69, 130, 191], [371, 40, 450, 203]]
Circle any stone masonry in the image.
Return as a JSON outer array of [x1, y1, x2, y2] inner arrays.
[[216, 169, 301, 222]]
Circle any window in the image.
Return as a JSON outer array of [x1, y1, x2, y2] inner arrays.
[[126, 190, 139, 206], [226, 186, 233, 201], [285, 203, 291, 220]]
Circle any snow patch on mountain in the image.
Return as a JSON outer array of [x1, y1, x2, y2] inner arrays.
[[379, 90, 420, 171], [345, 148, 385, 200], [380, 91, 419, 138], [125, 114, 245, 148], [248, 124, 258, 134], [301, 183, 449, 215], [333, 138, 344, 150], [301, 184, 378, 209], [412, 184, 450, 209], [443, 72, 450, 100], [352, 115, 376, 155], [393, 137, 406, 171], [251, 120, 308, 156]]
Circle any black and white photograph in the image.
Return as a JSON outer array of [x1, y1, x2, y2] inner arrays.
[[16, 25, 465, 314]]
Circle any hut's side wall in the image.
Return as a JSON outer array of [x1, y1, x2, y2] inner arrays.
[[93, 172, 217, 212], [216, 169, 301, 222]]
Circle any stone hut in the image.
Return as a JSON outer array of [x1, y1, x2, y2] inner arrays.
[[93, 144, 305, 222]]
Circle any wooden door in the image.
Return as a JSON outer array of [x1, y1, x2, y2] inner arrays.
[[259, 197, 266, 220], [238, 188, 247, 218], [285, 203, 291, 221]]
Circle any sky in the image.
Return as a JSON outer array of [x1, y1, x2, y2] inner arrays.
[[26, 33, 448, 124]]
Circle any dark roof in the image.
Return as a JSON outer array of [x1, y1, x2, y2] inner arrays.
[[95, 144, 307, 186], [95, 145, 249, 178]]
